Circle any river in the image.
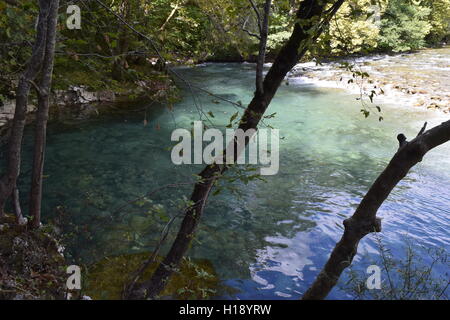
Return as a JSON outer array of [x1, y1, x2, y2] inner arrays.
[[6, 50, 450, 299]]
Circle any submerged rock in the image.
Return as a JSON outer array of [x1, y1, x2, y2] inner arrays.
[[83, 252, 230, 300]]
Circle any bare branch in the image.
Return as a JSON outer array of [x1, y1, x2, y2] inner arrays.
[[28, 80, 42, 97], [159, 2, 180, 31], [242, 15, 261, 40], [417, 121, 428, 137]]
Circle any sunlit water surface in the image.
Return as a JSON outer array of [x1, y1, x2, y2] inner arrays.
[[6, 62, 450, 299]]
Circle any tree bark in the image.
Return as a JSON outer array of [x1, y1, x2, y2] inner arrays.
[[125, 0, 346, 299], [302, 119, 450, 300], [29, 0, 60, 229], [0, 0, 50, 217], [255, 0, 271, 95], [112, 0, 132, 80], [12, 185, 26, 225]]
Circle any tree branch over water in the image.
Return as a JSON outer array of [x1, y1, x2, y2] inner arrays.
[[302, 119, 450, 300], [124, 0, 346, 300]]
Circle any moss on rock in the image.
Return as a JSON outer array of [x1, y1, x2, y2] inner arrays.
[[84, 252, 226, 300]]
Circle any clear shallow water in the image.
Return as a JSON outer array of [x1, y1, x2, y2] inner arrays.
[[5, 63, 450, 299]]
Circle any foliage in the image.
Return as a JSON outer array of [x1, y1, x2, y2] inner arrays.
[[2, 0, 449, 102], [266, 1, 295, 56], [315, 0, 449, 55], [378, 0, 432, 52], [322, 0, 387, 55], [423, 0, 450, 45], [0, 0, 37, 101]]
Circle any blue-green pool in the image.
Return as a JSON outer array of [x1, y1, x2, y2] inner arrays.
[[6, 63, 449, 299]]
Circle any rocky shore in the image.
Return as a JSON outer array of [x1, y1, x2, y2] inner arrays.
[[0, 86, 118, 143], [0, 76, 173, 144], [288, 47, 450, 113], [2, 48, 448, 143]]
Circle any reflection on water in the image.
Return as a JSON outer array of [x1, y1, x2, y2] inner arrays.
[[7, 62, 450, 299]]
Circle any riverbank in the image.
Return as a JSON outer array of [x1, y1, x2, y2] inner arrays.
[[2, 47, 448, 143], [0, 214, 67, 299], [287, 47, 450, 113], [0, 73, 175, 144]]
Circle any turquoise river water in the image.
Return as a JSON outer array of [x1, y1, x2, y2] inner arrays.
[[5, 62, 450, 299]]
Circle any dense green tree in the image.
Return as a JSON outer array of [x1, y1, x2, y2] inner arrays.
[[324, 0, 387, 54], [378, 0, 432, 52], [424, 0, 450, 45], [0, 0, 37, 102]]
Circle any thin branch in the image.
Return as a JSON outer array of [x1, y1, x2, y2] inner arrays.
[[248, 0, 262, 32], [92, 0, 239, 125], [55, 50, 149, 59], [159, 2, 180, 31], [28, 80, 42, 97], [111, 182, 195, 216], [242, 15, 261, 40], [417, 121, 428, 137]]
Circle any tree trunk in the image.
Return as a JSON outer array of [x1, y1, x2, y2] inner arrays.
[[125, 0, 346, 299], [302, 119, 450, 300], [112, 0, 132, 81], [255, 0, 271, 95], [29, 0, 60, 229], [12, 185, 26, 225], [0, 0, 50, 217]]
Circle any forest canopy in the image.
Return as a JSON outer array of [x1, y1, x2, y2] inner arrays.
[[0, 0, 449, 102]]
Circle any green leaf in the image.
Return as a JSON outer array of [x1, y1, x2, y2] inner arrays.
[[229, 111, 239, 123]]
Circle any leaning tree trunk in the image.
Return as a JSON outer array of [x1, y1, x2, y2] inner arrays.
[[29, 0, 60, 229], [302, 120, 450, 300], [0, 0, 50, 217], [125, 0, 346, 299]]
